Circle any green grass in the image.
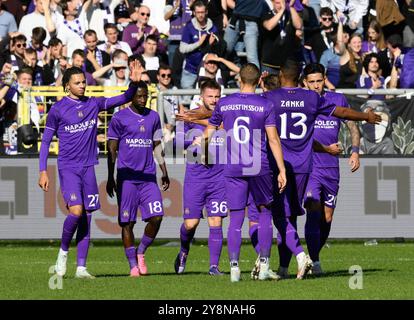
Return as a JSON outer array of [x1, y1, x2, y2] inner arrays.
[[0, 241, 413, 300]]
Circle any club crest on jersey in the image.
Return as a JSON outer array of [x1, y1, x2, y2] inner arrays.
[[139, 125, 145, 132], [123, 210, 129, 217], [77, 110, 84, 118], [70, 193, 77, 201], [184, 208, 190, 215], [306, 191, 313, 198]]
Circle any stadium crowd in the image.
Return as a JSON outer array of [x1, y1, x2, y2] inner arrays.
[[0, 0, 413, 154]]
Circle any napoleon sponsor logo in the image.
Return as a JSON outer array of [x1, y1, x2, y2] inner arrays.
[[281, 100, 305, 108], [314, 119, 338, 129], [125, 138, 152, 147], [64, 119, 96, 134]]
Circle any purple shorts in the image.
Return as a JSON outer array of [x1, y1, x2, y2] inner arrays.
[[58, 166, 100, 211], [117, 179, 164, 224], [304, 167, 340, 209], [272, 171, 309, 218], [183, 181, 227, 219], [225, 175, 273, 211], [247, 192, 259, 222]]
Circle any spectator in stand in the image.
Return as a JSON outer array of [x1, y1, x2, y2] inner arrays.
[[224, 0, 269, 68], [261, 0, 303, 75], [338, 33, 363, 88], [83, 29, 111, 76], [320, 0, 368, 34], [46, 37, 65, 83], [122, 5, 167, 55], [1, 0, 25, 26], [305, 7, 337, 63], [156, 63, 182, 142], [4, 34, 27, 73], [142, 34, 162, 83], [164, 0, 194, 67], [56, 0, 91, 61], [98, 23, 133, 56], [188, 52, 240, 109], [23, 47, 55, 86], [18, 0, 56, 46], [320, 16, 345, 89], [179, 0, 219, 93], [87, 0, 121, 42], [0, 2, 17, 46], [362, 20, 387, 55], [93, 49, 130, 87], [357, 53, 385, 100], [206, 0, 228, 35], [70, 48, 96, 85], [29, 27, 48, 62], [142, 0, 170, 37]]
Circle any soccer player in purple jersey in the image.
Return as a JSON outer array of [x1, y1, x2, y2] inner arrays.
[[38, 62, 143, 278], [264, 60, 381, 280], [106, 82, 170, 277], [173, 79, 228, 276], [303, 63, 361, 275], [203, 63, 287, 282]]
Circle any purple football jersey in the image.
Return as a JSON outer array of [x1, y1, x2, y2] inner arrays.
[[264, 87, 336, 174], [107, 107, 162, 179], [182, 122, 225, 182], [209, 93, 277, 177], [313, 91, 349, 168], [39, 83, 138, 171]]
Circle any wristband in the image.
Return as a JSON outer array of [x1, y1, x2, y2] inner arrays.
[[351, 146, 359, 154]]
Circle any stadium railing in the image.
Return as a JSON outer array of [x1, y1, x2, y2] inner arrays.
[[16, 86, 414, 155]]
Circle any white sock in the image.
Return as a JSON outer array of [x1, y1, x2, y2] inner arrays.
[[76, 266, 86, 272], [296, 252, 306, 264], [59, 248, 68, 255]]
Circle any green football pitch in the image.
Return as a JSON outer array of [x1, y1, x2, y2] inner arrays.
[[0, 240, 413, 300]]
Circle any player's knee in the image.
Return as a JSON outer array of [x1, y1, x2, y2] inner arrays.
[[305, 200, 322, 213], [149, 216, 163, 227], [184, 219, 199, 231], [208, 216, 222, 227], [69, 205, 83, 216]]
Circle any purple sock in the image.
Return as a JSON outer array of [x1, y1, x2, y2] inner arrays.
[[208, 226, 223, 267], [248, 223, 260, 254], [319, 220, 332, 251], [125, 246, 137, 269], [61, 213, 81, 251], [76, 213, 92, 267], [227, 210, 245, 262], [180, 223, 195, 254], [258, 208, 273, 258], [275, 216, 303, 267], [305, 210, 321, 262], [137, 234, 154, 255]]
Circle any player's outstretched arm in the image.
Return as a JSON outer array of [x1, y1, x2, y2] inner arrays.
[[346, 120, 361, 172], [333, 106, 381, 124], [313, 140, 342, 155], [153, 140, 170, 191], [265, 126, 287, 193], [106, 139, 119, 198]]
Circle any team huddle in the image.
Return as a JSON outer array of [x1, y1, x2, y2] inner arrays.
[[38, 59, 381, 281]]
